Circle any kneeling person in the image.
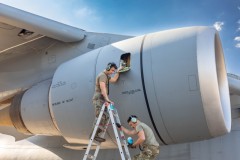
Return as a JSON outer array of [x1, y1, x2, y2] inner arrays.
[[117, 115, 160, 160]]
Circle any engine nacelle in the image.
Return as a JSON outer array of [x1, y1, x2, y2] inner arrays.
[[48, 26, 231, 145], [10, 80, 60, 136], [8, 27, 230, 146]]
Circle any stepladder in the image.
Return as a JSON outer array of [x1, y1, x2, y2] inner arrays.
[[83, 104, 131, 160]]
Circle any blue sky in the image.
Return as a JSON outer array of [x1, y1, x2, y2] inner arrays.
[[0, 0, 239, 74]]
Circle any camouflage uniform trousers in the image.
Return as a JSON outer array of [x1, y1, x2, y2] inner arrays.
[[133, 144, 160, 160], [90, 98, 109, 137]]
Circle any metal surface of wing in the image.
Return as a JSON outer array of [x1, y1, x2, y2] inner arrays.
[[0, 3, 85, 43]]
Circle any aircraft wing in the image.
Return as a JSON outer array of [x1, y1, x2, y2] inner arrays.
[[0, 3, 86, 62], [227, 73, 240, 110], [228, 73, 240, 95], [0, 3, 86, 109], [0, 3, 85, 45]]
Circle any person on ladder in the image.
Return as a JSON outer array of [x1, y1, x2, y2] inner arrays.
[[91, 62, 122, 143], [116, 115, 160, 160]]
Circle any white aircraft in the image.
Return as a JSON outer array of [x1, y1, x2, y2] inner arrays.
[[0, 3, 240, 160]]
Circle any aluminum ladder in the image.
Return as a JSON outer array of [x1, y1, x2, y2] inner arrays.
[[83, 104, 131, 160]]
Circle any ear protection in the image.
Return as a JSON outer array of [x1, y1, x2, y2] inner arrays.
[[106, 62, 117, 71], [106, 63, 112, 71], [130, 115, 137, 123]]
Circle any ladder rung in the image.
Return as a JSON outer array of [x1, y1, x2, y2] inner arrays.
[[96, 125, 106, 131]]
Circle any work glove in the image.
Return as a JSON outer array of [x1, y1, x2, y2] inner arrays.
[[127, 144, 136, 149], [116, 123, 121, 128]]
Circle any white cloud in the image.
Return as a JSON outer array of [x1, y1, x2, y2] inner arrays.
[[236, 43, 240, 48], [238, 6, 240, 10], [237, 20, 240, 32], [213, 21, 224, 31], [235, 37, 240, 41], [235, 35, 240, 48], [69, 6, 102, 30], [75, 7, 94, 18], [234, 37, 240, 49], [0, 1, 102, 29], [74, 7, 101, 22]]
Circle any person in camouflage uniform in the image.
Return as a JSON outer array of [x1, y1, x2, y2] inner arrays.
[[91, 62, 121, 142], [116, 115, 160, 160]]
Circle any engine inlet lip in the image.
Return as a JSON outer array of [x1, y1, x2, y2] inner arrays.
[[197, 28, 231, 137]]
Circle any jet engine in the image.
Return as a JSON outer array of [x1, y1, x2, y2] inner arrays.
[[9, 26, 231, 145]]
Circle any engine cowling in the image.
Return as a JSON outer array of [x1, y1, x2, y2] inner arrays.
[[10, 80, 60, 136], [49, 26, 231, 145], [8, 26, 231, 146]]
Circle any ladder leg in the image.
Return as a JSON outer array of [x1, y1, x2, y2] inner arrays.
[[83, 104, 106, 160], [114, 109, 132, 160], [92, 115, 111, 160], [108, 108, 128, 160]]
